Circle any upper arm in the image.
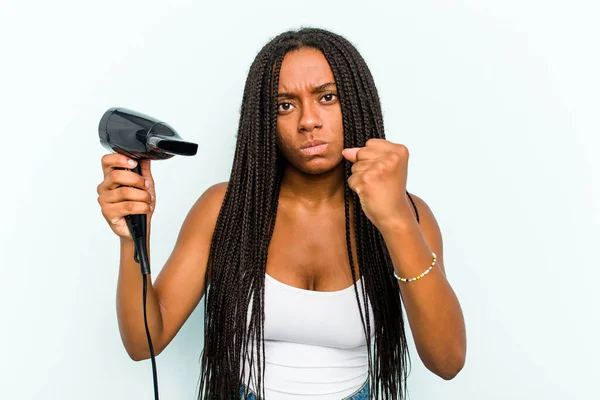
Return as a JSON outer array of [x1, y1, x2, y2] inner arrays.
[[405, 192, 446, 277], [153, 181, 228, 352]]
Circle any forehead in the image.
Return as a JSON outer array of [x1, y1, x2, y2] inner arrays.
[[278, 48, 335, 91]]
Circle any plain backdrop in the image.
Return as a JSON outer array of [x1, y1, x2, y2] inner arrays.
[[1, 0, 598, 399]]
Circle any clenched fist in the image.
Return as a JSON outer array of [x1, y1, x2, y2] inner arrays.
[[342, 138, 413, 231]]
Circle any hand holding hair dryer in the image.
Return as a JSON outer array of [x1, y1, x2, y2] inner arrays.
[[98, 107, 198, 275]]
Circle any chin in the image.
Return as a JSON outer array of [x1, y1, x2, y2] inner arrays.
[[293, 156, 344, 175]]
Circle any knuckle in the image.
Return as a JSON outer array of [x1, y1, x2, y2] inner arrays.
[[130, 189, 139, 202], [113, 170, 128, 185], [385, 155, 399, 169], [115, 186, 126, 200], [132, 187, 141, 199]]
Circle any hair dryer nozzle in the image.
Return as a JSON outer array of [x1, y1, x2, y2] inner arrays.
[[146, 124, 198, 157], [98, 107, 198, 160]]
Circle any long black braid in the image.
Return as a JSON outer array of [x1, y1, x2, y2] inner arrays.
[[198, 28, 415, 399]]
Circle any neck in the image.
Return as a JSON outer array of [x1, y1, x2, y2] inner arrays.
[[279, 162, 346, 208]]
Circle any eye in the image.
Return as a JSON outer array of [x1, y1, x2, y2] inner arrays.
[[277, 102, 295, 113], [320, 93, 338, 103]]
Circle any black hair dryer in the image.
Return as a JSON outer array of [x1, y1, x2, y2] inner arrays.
[[98, 107, 198, 275]]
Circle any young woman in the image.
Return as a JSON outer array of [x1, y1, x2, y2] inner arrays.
[[97, 28, 466, 400]]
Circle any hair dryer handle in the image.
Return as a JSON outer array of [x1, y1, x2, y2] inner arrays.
[[124, 163, 151, 275]]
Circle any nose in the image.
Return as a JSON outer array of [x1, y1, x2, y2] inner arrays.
[[298, 101, 322, 133]]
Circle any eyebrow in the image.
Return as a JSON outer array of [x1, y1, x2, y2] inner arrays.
[[277, 82, 337, 99]]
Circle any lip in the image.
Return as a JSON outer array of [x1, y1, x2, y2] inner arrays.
[[300, 139, 327, 149], [300, 140, 328, 156]]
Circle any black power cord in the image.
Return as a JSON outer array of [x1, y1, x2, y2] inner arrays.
[[132, 238, 159, 400], [123, 163, 160, 400], [142, 274, 159, 399]]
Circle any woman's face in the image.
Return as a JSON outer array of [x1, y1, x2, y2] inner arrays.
[[275, 47, 344, 175]]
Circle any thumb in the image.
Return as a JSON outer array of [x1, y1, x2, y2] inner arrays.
[[342, 148, 359, 163]]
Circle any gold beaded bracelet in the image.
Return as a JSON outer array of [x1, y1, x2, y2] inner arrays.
[[393, 252, 437, 283]]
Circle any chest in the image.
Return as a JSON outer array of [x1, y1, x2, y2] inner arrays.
[[265, 201, 360, 292]]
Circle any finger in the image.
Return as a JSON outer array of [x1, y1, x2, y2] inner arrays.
[[351, 159, 376, 174], [138, 159, 153, 184], [103, 201, 153, 221], [366, 139, 408, 159], [365, 138, 394, 149], [102, 186, 153, 205], [101, 169, 149, 192], [352, 147, 381, 162], [101, 154, 138, 178], [347, 173, 362, 195], [342, 148, 360, 163], [342, 147, 379, 163]]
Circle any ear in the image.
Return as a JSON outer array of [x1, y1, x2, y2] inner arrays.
[[342, 148, 360, 163]]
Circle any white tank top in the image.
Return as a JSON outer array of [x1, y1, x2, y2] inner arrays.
[[243, 274, 375, 399]]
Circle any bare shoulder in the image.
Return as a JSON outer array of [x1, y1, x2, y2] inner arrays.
[[194, 181, 229, 214], [173, 180, 229, 269], [179, 181, 228, 244], [203, 181, 229, 200], [405, 192, 446, 275]]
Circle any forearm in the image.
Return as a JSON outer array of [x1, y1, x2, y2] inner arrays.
[[379, 216, 466, 380], [116, 229, 165, 361]]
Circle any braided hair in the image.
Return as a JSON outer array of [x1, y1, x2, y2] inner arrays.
[[198, 27, 413, 399]]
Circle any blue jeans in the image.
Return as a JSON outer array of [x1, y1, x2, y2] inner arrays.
[[240, 379, 369, 399]]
